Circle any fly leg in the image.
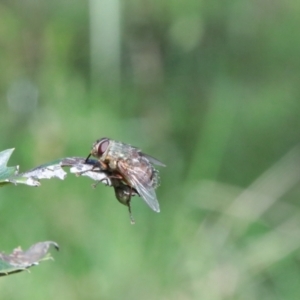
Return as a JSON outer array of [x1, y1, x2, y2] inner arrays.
[[91, 174, 122, 189], [123, 186, 135, 224], [76, 160, 107, 176], [121, 182, 135, 224], [114, 184, 135, 225], [91, 177, 111, 188], [127, 197, 135, 225]]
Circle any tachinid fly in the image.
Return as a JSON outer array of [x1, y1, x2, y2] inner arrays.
[[86, 138, 165, 222]]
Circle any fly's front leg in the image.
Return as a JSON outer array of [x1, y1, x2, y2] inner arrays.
[[76, 160, 108, 176]]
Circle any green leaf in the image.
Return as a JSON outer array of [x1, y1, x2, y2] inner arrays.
[[0, 241, 59, 276], [0, 148, 18, 187], [0, 149, 68, 187]]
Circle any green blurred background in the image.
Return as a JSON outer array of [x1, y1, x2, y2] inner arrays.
[[1, 0, 300, 299]]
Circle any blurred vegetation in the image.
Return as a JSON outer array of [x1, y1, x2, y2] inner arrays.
[[1, 0, 300, 299]]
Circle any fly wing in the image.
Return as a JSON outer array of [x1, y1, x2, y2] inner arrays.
[[139, 152, 166, 167], [130, 176, 160, 212], [117, 159, 160, 212], [128, 145, 165, 167]]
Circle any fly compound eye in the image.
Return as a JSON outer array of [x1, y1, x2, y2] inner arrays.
[[97, 138, 109, 156]]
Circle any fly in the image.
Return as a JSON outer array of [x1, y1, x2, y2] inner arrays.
[[86, 138, 165, 222]]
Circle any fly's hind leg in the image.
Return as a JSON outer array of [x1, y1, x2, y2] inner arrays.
[[114, 185, 135, 225], [123, 185, 135, 225], [126, 190, 135, 225]]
